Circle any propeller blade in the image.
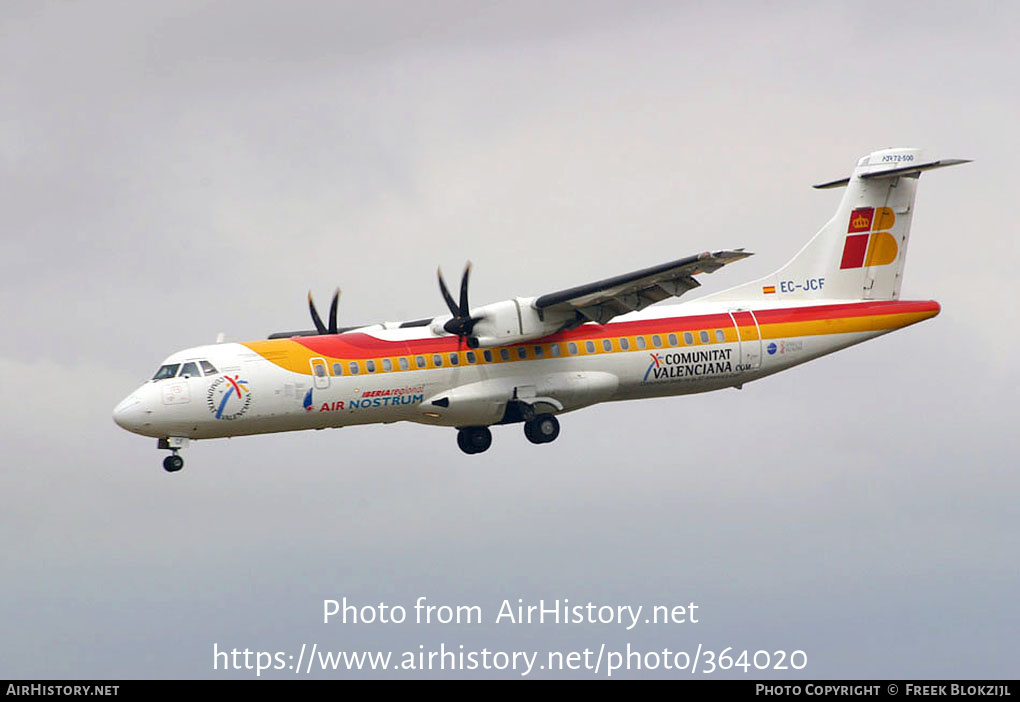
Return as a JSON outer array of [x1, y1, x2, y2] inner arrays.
[[308, 291, 328, 335], [437, 268, 460, 318], [327, 288, 340, 335], [458, 262, 471, 317], [438, 262, 482, 343]]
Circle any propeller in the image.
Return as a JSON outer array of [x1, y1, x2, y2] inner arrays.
[[437, 263, 482, 347], [308, 288, 340, 335]]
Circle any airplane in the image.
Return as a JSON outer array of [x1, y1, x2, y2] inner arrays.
[[113, 147, 968, 472]]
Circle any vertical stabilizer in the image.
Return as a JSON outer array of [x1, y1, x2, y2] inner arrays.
[[702, 148, 969, 303]]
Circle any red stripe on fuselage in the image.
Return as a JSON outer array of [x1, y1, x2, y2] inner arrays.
[[753, 299, 940, 325], [291, 300, 940, 357]]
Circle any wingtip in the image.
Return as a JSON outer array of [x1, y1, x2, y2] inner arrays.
[[712, 248, 754, 260]]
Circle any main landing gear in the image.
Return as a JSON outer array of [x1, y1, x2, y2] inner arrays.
[[524, 414, 560, 445], [455, 414, 562, 455], [158, 437, 189, 473], [457, 426, 492, 455]]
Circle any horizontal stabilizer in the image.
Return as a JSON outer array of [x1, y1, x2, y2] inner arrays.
[[859, 158, 972, 179], [813, 157, 971, 189]]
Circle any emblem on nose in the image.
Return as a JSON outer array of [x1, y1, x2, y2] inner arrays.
[[206, 375, 251, 420]]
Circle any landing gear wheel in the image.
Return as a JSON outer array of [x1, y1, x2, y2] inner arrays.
[[163, 454, 184, 472], [524, 414, 560, 444], [457, 426, 492, 455]]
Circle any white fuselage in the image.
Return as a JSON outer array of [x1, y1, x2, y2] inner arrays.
[[113, 297, 939, 442]]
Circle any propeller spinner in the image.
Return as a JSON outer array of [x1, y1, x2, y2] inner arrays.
[[437, 263, 482, 347]]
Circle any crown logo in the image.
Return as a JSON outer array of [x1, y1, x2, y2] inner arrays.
[[842, 207, 898, 269]]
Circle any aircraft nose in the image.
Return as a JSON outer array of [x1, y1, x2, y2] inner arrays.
[[113, 394, 148, 433]]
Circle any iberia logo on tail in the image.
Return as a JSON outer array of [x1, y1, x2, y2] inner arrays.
[[840, 207, 898, 269]]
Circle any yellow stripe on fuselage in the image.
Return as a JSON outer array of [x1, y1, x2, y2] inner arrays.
[[241, 305, 936, 377]]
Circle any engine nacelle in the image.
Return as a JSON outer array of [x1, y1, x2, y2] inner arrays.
[[430, 296, 574, 348]]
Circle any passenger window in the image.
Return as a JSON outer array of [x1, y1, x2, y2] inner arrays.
[[500, 348, 510, 362], [449, 353, 459, 366], [483, 350, 493, 363], [620, 338, 630, 351], [312, 363, 326, 378], [700, 330, 710, 344], [332, 362, 343, 376], [716, 329, 726, 342], [349, 361, 360, 375], [668, 334, 678, 346], [200, 360, 218, 375], [585, 341, 595, 353], [533, 345, 544, 358], [433, 354, 443, 367], [399, 357, 409, 371], [550, 344, 561, 357], [416, 355, 426, 369], [179, 362, 200, 378], [466, 351, 477, 364], [517, 347, 527, 360], [651, 335, 662, 348], [684, 332, 694, 345], [366, 360, 376, 373], [382, 358, 393, 372], [636, 336, 647, 350], [568, 342, 578, 355], [602, 339, 612, 352]]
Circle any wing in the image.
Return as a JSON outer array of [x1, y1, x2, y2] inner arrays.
[[533, 249, 752, 326]]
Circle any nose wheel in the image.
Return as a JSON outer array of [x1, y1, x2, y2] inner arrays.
[[157, 437, 190, 473], [524, 414, 560, 444], [162, 453, 184, 472]]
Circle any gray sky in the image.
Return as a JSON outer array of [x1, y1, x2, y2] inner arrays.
[[1, 0, 1017, 679]]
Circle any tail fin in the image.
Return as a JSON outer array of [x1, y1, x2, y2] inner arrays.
[[704, 148, 969, 303]]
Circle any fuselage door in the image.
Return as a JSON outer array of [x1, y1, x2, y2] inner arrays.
[[728, 309, 762, 371], [310, 357, 330, 390]]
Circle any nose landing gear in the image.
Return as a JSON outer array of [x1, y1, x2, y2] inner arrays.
[[157, 437, 190, 473], [162, 453, 184, 472]]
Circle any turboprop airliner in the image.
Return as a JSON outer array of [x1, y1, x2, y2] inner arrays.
[[114, 148, 968, 471]]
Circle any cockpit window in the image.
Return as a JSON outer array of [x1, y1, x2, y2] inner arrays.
[[200, 360, 218, 375], [152, 364, 180, 380], [179, 362, 200, 378]]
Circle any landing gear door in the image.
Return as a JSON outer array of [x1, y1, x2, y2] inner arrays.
[[310, 357, 330, 390], [728, 310, 762, 371]]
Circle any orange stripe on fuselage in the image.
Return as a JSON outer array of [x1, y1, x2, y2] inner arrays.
[[240, 300, 940, 376]]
